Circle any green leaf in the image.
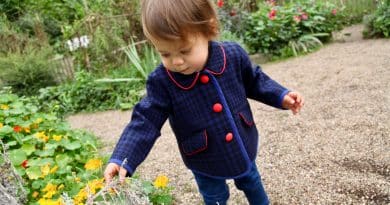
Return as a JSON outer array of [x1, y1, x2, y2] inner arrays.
[[34, 149, 55, 157], [5, 141, 17, 147], [28, 158, 54, 166], [0, 125, 13, 136], [32, 180, 44, 190], [55, 154, 72, 168], [26, 166, 41, 180], [0, 94, 18, 104], [15, 166, 26, 177], [21, 143, 36, 155], [45, 143, 59, 150], [64, 141, 81, 150], [9, 149, 27, 165]]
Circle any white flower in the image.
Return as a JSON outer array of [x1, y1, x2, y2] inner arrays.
[[80, 35, 90, 48]]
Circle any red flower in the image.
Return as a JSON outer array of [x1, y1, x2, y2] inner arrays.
[[217, 0, 224, 8], [268, 9, 277, 20], [331, 9, 337, 15], [229, 9, 237, 17], [293, 15, 301, 23], [21, 160, 28, 169], [13, 125, 22, 133], [301, 12, 308, 20]]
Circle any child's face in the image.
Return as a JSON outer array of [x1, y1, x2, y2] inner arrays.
[[152, 34, 209, 75]]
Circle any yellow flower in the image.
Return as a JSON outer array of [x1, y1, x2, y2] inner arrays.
[[35, 118, 43, 124], [73, 179, 104, 204], [35, 131, 49, 142], [73, 189, 87, 204], [0, 104, 9, 110], [0, 123, 3, 129], [75, 177, 81, 183], [32, 191, 39, 198], [41, 164, 51, 177], [38, 198, 63, 205], [84, 159, 102, 170], [24, 127, 31, 133], [58, 184, 64, 190], [154, 175, 169, 188], [52, 135, 62, 141], [42, 183, 57, 199], [50, 165, 58, 174], [87, 178, 104, 194]]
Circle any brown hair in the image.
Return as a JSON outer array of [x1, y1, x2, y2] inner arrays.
[[141, 0, 219, 42]]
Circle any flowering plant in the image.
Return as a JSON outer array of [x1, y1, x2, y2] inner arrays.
[[0, 91, 173, 204], [242, 1, 345, 57]]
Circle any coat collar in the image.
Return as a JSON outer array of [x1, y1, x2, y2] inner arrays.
[[165, 41, 226, 90]]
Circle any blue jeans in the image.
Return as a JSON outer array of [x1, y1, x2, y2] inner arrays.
[[193, 162, 269, 205]]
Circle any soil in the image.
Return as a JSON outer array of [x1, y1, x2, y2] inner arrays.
[[67, 25, 390, 204]]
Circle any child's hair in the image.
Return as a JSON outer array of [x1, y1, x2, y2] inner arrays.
[[141, 0, 219, 42]]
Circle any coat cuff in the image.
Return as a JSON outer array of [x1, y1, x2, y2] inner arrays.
[[109, 158, 134, 177], [278, 89, 290, 109]]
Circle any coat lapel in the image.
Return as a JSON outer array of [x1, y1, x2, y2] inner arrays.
[[165, 41, 227, 90]]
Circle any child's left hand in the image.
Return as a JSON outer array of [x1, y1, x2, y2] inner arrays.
[[282, 91, 304, 115]]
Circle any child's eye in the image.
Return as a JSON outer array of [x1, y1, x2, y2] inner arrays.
[[180, 49, 191, 55], [161, 53, 170, 58]]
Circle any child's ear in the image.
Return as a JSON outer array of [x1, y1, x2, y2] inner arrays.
[[209, 18, 220, 38]]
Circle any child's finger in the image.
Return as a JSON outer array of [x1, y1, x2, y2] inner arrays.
[[119, 167, 127, 183], [104, 173, 112, 185]]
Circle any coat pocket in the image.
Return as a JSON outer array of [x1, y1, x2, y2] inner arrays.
[[238, 110, 255, 127], [181, 130, 208, 156]]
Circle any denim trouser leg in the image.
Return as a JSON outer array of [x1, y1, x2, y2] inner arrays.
[[234, 163, 269, 205], [193, 162, 268, 205], [193, 173, 230, 205]]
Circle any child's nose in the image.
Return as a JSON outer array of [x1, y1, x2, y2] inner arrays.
[[172, 57, 184, 66]]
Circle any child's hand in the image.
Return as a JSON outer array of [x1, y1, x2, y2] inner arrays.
[[104, 162, 128, 184], [282, 91, 304, 115]]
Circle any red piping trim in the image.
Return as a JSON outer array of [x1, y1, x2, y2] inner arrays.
[[166, 68, 200, 90], [165, 43, 226, 90], [205, 44, 226, 75], [182, 130, 208, 156], [239, 112, 254, 126]]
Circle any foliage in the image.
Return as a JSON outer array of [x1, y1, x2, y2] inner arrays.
[[363, 0, 390, 38], [0, 46, 59, 96], [124, 41, 159, 82], [36, 71, 145, 116], [0, 91, 173, 204], [0, 91, 103, 204], [1, 0, 144, 73], [241, 0, 345, 57]]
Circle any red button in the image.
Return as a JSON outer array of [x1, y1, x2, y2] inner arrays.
[[225, 132, 233, 142], [200, 75, 209, 84], [213, 103, 223, 113]]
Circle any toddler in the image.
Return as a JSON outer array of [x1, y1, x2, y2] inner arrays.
[[104, 0, 304, 204]]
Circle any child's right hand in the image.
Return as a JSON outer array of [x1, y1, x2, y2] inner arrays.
[[104, 162, 128, 184]]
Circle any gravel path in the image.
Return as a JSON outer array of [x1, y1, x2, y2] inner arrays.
[[67, 25, 390, 204]]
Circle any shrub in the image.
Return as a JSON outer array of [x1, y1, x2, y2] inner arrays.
[[0, 46, 59, 96], [37, 70, 144, 115], [363, 0, 390, 38], [242, 1, 345, 57]]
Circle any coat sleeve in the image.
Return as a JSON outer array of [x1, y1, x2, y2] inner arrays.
[[237, 44, 289, 109], [109, 72, 170, 175]]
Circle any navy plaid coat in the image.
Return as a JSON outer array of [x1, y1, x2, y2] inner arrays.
[[110, 41, 289, 179]]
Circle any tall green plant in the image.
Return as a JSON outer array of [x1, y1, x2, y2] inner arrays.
[[124, 42, 159, 81]]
